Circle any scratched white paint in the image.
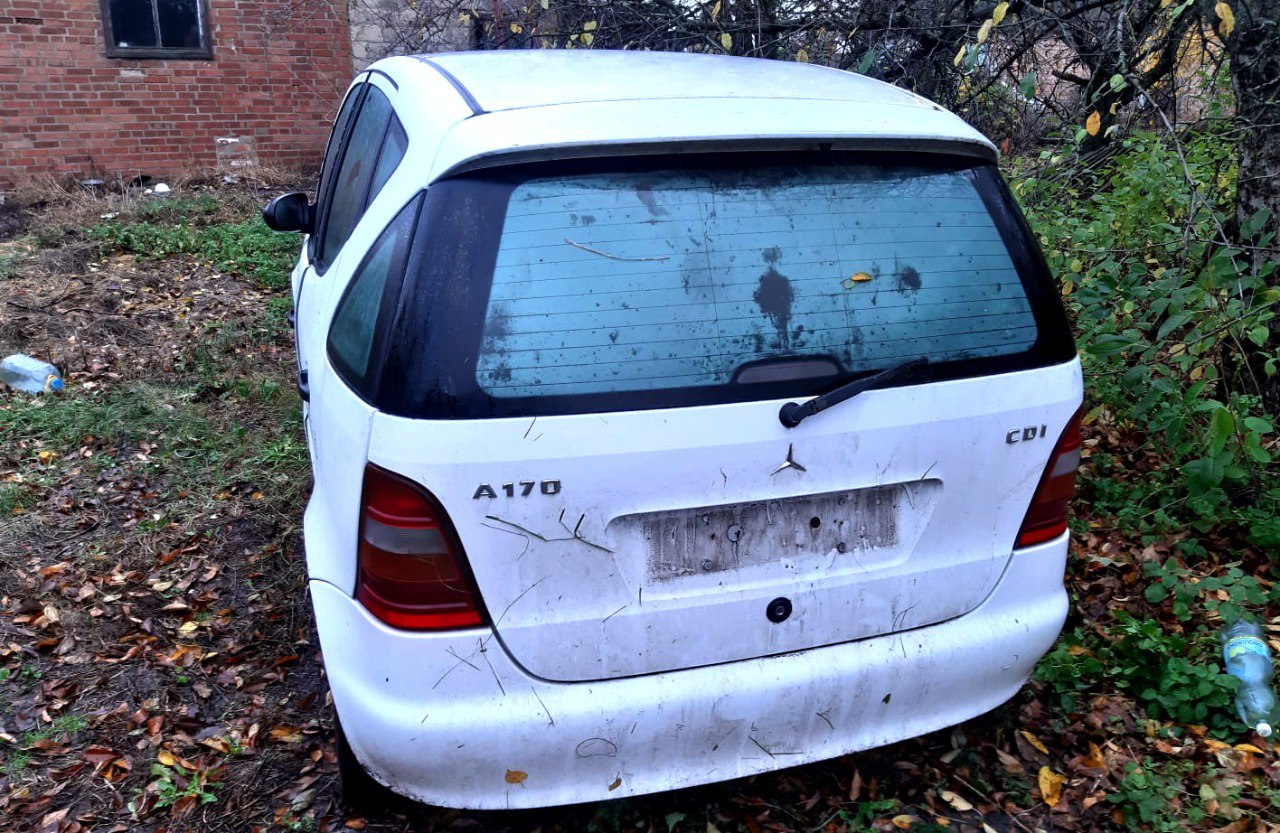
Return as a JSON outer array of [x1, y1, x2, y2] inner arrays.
[[311, 535, 1069, 809], [368, 360, 1080, 681]]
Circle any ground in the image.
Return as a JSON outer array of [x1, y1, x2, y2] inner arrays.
[[0, 181, 1276, 833]]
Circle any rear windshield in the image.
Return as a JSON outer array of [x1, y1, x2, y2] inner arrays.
[[376, 152, 1073, 418]]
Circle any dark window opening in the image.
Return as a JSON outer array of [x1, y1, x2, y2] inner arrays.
[[101, 0, 212, 59]]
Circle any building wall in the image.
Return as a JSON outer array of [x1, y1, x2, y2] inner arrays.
[[0, 1, 353, 189], [347, 0, 471, 70]]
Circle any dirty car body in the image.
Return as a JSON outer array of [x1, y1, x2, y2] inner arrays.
[[282, 51, 1083, 809]]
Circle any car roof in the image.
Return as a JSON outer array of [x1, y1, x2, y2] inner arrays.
[[371, 51, 997, 180], [419, 50, 942, 113]]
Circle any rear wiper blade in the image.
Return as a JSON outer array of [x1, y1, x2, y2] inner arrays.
[[779, 357, 928, 428]]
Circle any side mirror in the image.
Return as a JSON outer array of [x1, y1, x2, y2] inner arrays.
[[263, 192, 314, 233]]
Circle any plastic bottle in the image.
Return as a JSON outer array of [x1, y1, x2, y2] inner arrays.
[[0, 354, 63, 394], [1221, 619, 1277, 738]]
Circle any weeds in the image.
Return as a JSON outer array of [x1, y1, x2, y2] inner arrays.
[[87, 216, 297, 289]]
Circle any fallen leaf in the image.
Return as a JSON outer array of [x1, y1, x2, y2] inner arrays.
[[720, 33, 732, 51], [157, 750, 176, 767], [992, 1, 1009, 24], [608, 776, 622, 791], [1021, 730, 1050, 755], [1038, 766, 1065, 808], [1085, 111, 1102, 136], [892, 815, 919, 829], [939, 789, 974, 812], [505, 768, 528, 784], [977, 19, 994, 43]]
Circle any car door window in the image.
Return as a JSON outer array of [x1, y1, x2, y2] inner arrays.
[[319, 85, 395, 268], [327, 196, 421, 396], [368, 116, 408, 202], [311, 81, 366, 249]]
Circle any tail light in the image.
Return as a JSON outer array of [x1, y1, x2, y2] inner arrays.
[[356, 465, 486, 630], [1015, 408, 1083, 548]]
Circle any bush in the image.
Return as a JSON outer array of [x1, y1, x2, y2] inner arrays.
[[1012, 129, 1280, 551]]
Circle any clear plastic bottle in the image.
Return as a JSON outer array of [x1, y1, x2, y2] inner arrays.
[[0, 354, 63, 394], [1221, 619, 1276, 738]]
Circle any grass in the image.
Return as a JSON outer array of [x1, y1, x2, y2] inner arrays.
[[2, 713, 89, 778], [86, 216, 298, 289]]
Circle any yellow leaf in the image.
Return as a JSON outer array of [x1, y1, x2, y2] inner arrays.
[[157, 750, 176, 766], [977, 19, 994, 43], [1038, 766, 1065, 807], [178, 620, 198, 635], [505, 769, 528, 784], [992, 2, 1009, 24], [1161, 0, 1172, 6], [581, 31, 594, 46], [796, 48, 810, 63], [1085, 111, 1101, 136], [1083, 742, 1107, 770], [953, 44, 967, 66], [939, 789, 974, 812], [720, 32, 733, 51], [891, 816, 918, 830], [1021, 730, 1049, 755], [1110, 101, 1120, 115], [1234, 743, 1266, 754], [583, 20, 597, 30], [1216, 2, 1235, 38], [712, 0, 721, 19]]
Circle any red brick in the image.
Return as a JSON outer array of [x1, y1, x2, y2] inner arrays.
[[0, 0, 351, 188]]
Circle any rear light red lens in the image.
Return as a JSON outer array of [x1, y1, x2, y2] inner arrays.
[[1015, 408, 1083, 548], [356, 465, 485, 630]]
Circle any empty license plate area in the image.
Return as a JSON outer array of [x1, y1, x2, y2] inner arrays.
[[615, 484, 929, 584]]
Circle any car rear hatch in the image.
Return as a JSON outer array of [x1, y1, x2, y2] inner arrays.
[[367, 148, 1079, 682]]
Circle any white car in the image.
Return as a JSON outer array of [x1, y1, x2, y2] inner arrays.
[[263, 50, 1082, 811]]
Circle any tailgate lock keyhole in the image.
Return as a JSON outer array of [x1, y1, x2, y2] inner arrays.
[[766, 597, 793, 624]]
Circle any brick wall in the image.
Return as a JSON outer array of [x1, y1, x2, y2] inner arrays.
[[0, 1, 353, 189]]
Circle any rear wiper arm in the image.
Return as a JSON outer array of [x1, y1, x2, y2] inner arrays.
[[779, 357, 929, 428]]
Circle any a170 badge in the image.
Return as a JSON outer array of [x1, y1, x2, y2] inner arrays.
[[473, 480, 561, 499]]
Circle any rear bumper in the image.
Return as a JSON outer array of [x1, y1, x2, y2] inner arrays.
[[312, 534, 1068, 809]]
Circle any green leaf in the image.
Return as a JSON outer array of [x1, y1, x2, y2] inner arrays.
[[856, 48, 877, 74], [666, 812, 687, 832], [1109, 73, 1126, 93], [1087, 334, 1136, 356], [1248, 325, 1269, 346], [1208, 407, 1235, 455], [1019, 71, 1037, 99], [1156, 310, 1194, 340]]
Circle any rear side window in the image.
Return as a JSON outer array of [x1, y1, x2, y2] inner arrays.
[[328, 197, 421, 396], [379, 152, 1074, 419], [478, 163, 1036, 397]]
